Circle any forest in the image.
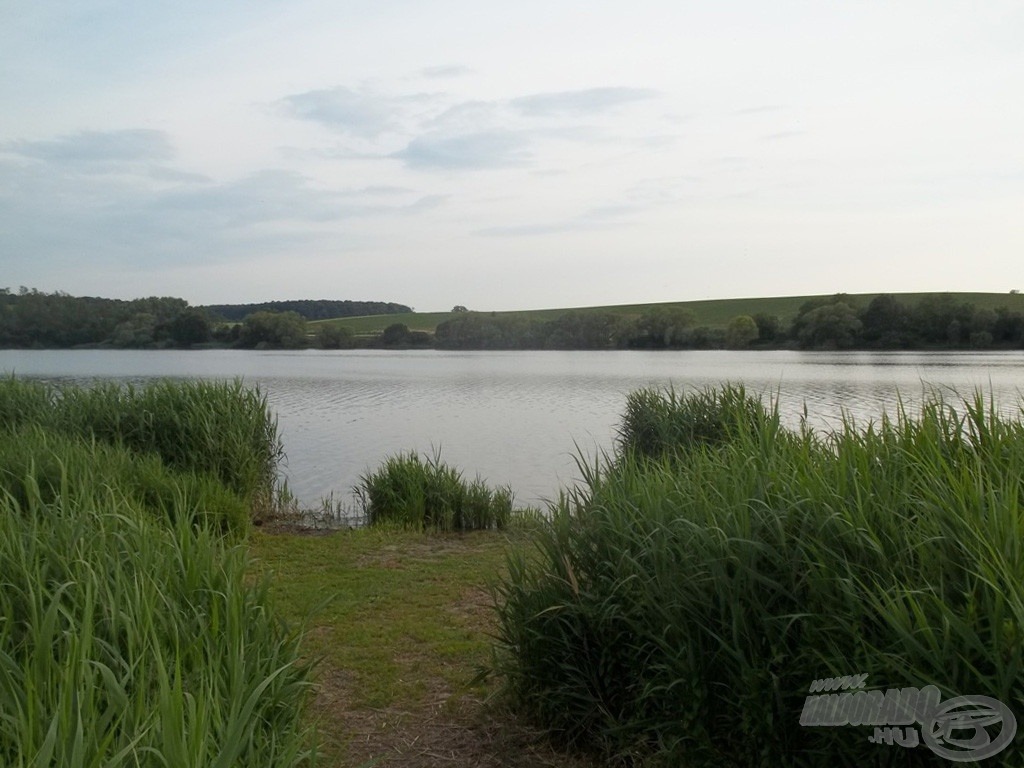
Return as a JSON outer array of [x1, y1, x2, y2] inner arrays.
[[0, 288, 403, 349]]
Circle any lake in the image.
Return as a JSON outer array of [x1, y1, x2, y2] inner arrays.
[[2, 348, 1022, 508]]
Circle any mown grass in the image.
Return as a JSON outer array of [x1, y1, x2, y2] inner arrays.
[[249, 528, 523, 766], [0, 378, 317, 767], [492, 385, 1024, 766], [311, 292, 1024, 336]]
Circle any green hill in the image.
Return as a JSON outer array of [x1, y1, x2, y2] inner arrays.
[[311, 292, 1024, 337]]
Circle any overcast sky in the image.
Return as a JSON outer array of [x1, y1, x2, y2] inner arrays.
[[1, 1, 1021, 311]]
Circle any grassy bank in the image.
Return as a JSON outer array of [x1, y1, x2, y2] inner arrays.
[[0, 379, 316, 766], [493, 385, 1024, 766]]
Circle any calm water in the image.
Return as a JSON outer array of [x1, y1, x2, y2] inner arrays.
[[2, 349, 1022, 507]]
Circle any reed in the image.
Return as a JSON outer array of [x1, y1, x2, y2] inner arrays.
[[0, 426, 250, 532], [357, 450, 513, 531], [493, 385, 1024, 766], [0, 478, 315, 767], [0, 377, 283, 516]]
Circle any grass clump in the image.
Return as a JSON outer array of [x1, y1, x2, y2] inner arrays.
[[357, 451, 513, 531], [493, 385, 1024, 766]]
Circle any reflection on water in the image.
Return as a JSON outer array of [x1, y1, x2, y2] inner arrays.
[[2, 349, 1022, 507]]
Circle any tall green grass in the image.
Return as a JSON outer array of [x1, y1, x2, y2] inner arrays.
[[0, 377, 318, 765], [493, 385, 1024, 766], [0, 427, 249, 532], [0, 479, 315, 767], [357, 451, 513, 531], [0, 377, 283, 517]]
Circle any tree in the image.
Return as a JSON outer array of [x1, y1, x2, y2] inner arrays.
[[631, 308, 696, 348], [240, 311, 308, 348], [796, 302, 863, 349], [451, 305, 469, 313], [167, 308, 212, 347], [725, 315, 759, 349], [316, 324, 354, 349], [860, 294, 914, 347], [753, 313, 782, 343], [380, 323, 411, 346]]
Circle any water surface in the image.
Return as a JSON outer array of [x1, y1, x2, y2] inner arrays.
[[3, 349, 1021, 507]]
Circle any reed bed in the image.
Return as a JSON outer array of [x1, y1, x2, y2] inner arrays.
[[0, 477, 315, 767], [0, 426, 250, 532], [0, 377, 283, 516], [0, 377, 317, 766], [357, 450, 513, 531], [493, 385, 1024, 766]]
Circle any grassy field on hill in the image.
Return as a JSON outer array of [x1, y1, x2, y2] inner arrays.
[[311, 291, 1024, 337]]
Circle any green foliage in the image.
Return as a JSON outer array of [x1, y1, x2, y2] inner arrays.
[[204, 298, 412, 322], [167, 307, 213, 347], [380, 322, 411, 346], [493, 386, 1024, 766], [616, 384, 771, 460], [753, 313, 782, 342], [0, 288, 193, 348], [725, 314, 759, 348], [314, 322, 354, 349], [795, 301, 862, 349], [0, 376, 316, 764], [357, 451, 513, 531], [0, 486, 315, 767], [239, 310, 308, 348], [0, 427, 249, 532], [0, 378, 283, 518]]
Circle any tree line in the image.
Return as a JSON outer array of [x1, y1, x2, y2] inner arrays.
[[0, 288, 407, 349], [202, 299, 412, 322], [5, 288, 1023, 351], [434, 294, 1024, 351]]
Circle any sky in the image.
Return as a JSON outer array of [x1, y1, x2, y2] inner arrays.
[[1, 1, 1022, 312]]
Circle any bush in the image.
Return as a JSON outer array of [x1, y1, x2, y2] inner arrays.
[[493, 387, 1024, 766], [357, 451, 512, 531]]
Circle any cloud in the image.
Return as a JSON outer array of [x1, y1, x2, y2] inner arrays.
[[5, 129, 175, 171], [475, 202, 639, 238], [510, 87, 659, 116], [0, 144, 445, 279], [280, 87, 435, 137], [420, 65, 472, 79], [761, 130, 805, 142], [392, 131, 531, 170], [735, 105, 788, 115]]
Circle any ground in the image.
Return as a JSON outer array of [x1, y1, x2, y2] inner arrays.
[[249, 525, 597, 768]]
